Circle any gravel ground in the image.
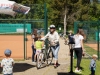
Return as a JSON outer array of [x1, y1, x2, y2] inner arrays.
[[0, 38, 70, 75]]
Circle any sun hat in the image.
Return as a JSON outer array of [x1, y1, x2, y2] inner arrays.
[[49, 25, 55, 28], [92, 54, 98, 58], [4, 49, 11, 55]]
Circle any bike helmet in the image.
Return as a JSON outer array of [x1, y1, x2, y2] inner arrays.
[[49, 25, 55, 29]]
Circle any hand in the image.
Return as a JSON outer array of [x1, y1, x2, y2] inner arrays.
[[82, 51, 85, 56], [52, 41, 55, 45]]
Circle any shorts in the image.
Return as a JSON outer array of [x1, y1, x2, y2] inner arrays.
[[36, 50, 41, 55]]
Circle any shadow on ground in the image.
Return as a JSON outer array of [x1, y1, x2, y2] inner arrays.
[[13, 63, 35, 72], [0, 63, 35, 73], [57, 72, 82, 75]]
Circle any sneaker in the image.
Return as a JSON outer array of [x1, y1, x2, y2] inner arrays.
[[54, 64, 57, 68], [74, 69, 81, 73], [56, 63, 60, 67], [32, 61, 36, 64]]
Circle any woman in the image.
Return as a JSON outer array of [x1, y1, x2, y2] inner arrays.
[[31, 29, 38, 62], [73, 29, 85, 73], [41, 25, 60, 68]]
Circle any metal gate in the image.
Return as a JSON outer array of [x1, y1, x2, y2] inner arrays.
[[0, 4, 48, 60]]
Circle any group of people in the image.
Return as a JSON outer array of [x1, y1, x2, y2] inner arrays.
[[67, 29, 98, 75], [31, 25, 60, 68], [0, 24, 98, 75]]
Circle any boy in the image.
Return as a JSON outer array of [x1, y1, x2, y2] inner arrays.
[[1, 49, 14, 75], [34, 35, 44, 62], [90, 54, 98, 75]]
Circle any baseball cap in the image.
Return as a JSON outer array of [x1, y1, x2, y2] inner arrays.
[[49, 25, 55, 28], [4, 49, 11, 55]]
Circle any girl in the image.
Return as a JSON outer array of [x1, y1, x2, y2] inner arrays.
[[74, 29, 85, 73]]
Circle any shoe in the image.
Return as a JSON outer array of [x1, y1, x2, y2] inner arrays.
[[56, 63, 60, 67], [32, 61, 36, 64], [74, 69, 81, 73], [54, 64, 57, 68]]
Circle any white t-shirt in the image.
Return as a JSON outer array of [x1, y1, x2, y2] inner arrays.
[[1, 58, 14, 74], [73, 34, 84, 48]]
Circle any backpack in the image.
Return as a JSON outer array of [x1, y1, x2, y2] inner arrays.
[[68, 34, 75, 44]]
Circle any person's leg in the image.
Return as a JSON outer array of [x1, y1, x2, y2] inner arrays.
[[74, 49, 79, 69], [54, 45, 60, 65], [74, 48, 82, 70], [34, 54, 37, 62], [51, 45, 60, 67], [91, 67, 95, 75], [32, 45, 35, 62], [51, 46, 55, 59], [77, 48, 82, 70]]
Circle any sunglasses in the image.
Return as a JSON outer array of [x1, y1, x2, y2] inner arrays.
[[50, 27, 55, 29]]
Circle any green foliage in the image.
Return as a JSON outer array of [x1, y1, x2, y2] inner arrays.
[[0, 0, 100, 29], [88, 3, 100, 21]]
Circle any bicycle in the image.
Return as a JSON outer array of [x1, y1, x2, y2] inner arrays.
[[36, 45, 47, 69], [46, 45, 53, 65]]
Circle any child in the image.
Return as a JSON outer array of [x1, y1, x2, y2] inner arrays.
[[34, 35, 44, 62], [90, 54, 98, 75], [1, 49, 14, 75]]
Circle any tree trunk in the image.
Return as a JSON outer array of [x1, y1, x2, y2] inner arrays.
[[64, 12, 66, 35]]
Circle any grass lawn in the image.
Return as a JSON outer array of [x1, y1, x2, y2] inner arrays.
[[73, 59, 100, 75], [84, 45, 97, 56]]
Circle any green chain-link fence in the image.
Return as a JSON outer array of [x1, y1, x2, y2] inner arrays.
[[74, 21, 100, 60], [0, 4, 48, 60]]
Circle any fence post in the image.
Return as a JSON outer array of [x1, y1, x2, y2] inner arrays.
[[74, 21, 78, 59], [23, 21, 26, 60], [97, 22, 100, 60], [44, 3, 48, 35]]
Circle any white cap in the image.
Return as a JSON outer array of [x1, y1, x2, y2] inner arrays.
[[49, 25, 55, 28]]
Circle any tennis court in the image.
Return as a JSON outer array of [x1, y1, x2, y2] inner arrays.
[[0, 35, 32, 60]]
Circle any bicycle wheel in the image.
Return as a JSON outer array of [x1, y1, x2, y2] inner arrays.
[[36, 53, 43, 69], [46, 47, 53, 65]]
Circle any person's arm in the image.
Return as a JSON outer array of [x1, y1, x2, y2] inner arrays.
[[80, 36, 84, 50], [12, 59, 14, 66], [54, 32, 59, 43], [42, 41, 44, 47], [41, 32, 49, 41], [34, 42, 36, 49], [80, 36, 85, 54], [1, 60, 3, 67], [32, 35, 35, 45]]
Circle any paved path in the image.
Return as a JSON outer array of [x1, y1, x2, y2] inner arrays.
[[0, 38, 70, 75]]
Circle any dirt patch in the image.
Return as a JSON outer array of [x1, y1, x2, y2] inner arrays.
[[0, 35, 32, 60], [85, 43, 97, 50]]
